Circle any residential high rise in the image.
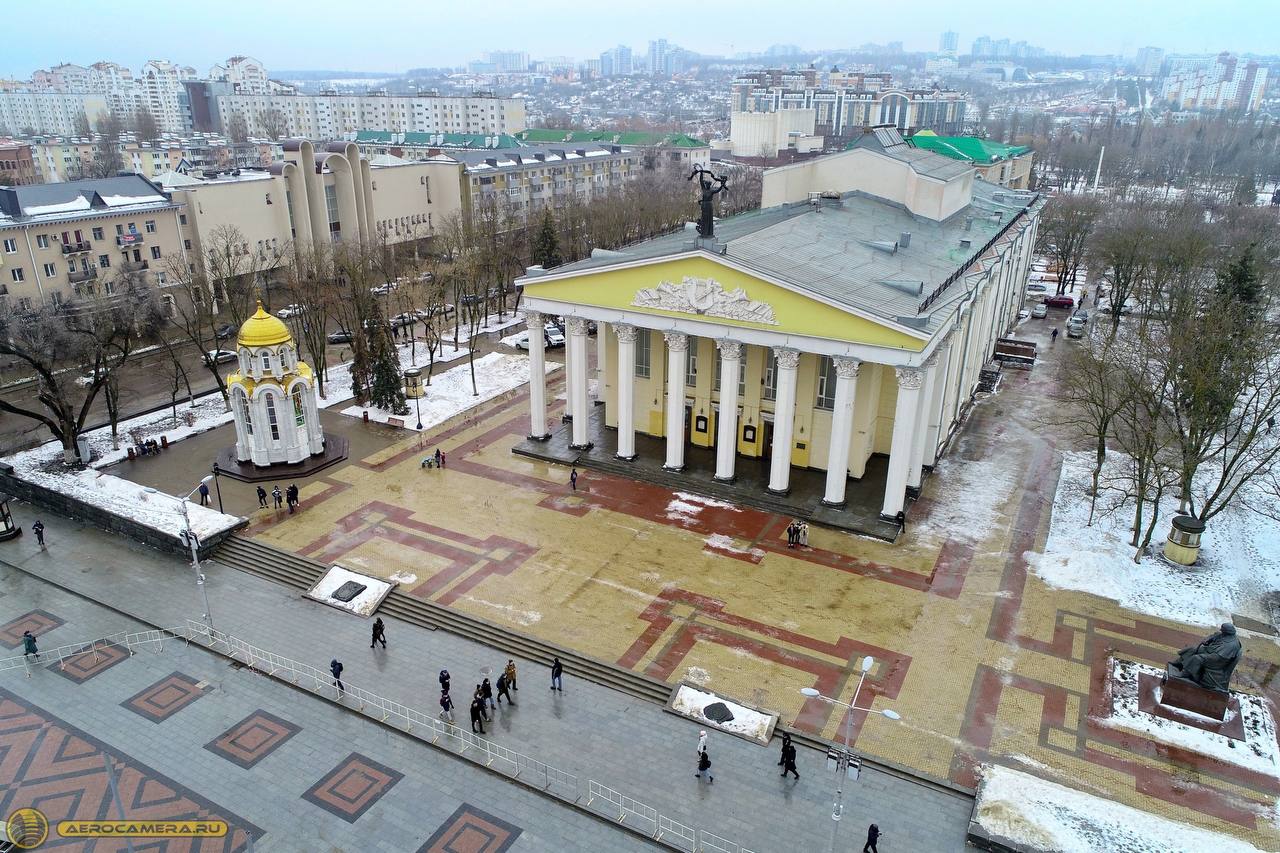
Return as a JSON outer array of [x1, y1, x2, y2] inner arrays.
[[599, 45, 633, 77], [971, 36, 993, 57], [1160, 52, 1267, 111], [1135, 46, 1165, 77], [939, 31, 959, 56], [215, 91, 526, 138], [208, 56, 270, 95]]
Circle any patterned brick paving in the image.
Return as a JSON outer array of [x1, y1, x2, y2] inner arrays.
[[417, 803, 522, 853], [300, 752, 402, 823], [205, 710, 300, 770], [0, 609, 64, 649], [122, 672, 206, 723], [0, 686, 259, 851], [48, 641, 130, 684]]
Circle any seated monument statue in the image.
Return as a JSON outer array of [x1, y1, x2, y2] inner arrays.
[[1167, 623, 1242, 693]]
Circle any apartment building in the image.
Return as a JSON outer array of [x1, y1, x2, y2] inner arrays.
[[733, 84, 967, 141], [515, 129, 710, 170], [208, 56, 270, 95], [0, 92, 109, 137], [449, 143, 638, 216], [1160, 52, 1268, 112], [214, 92, 527, 139], [0, 142, 39, 185], [0, 175, 186, 310]]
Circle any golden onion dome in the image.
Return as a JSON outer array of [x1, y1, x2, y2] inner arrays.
[[237, 300, 293, 348]]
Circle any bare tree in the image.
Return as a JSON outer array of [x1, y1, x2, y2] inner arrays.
[[258, 108, 288, 141], [87, 110, 125, 179], [72, 109, 92, 138], [225, 112, 249, 143], [132, 107, 159, 144], [1036, 194, 1102, 296]]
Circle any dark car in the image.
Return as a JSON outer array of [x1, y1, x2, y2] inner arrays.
[[1043, 295, 1076, 309], [327, 329, 354, 344], [214, 323, 234, 340]]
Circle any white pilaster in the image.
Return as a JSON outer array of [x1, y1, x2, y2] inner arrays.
[[663, 331, 688, 471], [595, 321, 607, 403], [881, 366, 924, 520], [907, 356, 939, 490], [822, 357, 861, 506], [714, 339, 742, 482], [525, 310, 549, 439], [614, 324, 637, 460], [567, 317, 592, 449], [767, 348, 800, 494], [923, 340, 952, 466]]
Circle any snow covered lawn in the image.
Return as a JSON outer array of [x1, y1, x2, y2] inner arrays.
[[1026, 451, 1280, 628], [669, 684, 776, 744], [1101, 658, 1279, 779], [972, 764, 1266, 853], [447, 311, 526, 345], [316, 341, 468, 408], [305, 565, 395, 618], [339, 352, 558, 431], [664, 491, 743, 525]]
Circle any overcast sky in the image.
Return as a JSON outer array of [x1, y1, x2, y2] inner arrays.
[[6, 0, 1277, 77]]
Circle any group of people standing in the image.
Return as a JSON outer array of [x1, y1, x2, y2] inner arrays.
[[438, 659, 521, 734], [256, 484, 301, 513], [785, 519, 809, 548]]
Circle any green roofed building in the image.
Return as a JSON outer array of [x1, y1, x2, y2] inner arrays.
[[516, 128, 710, 170], [903, 131, 1033, 189]]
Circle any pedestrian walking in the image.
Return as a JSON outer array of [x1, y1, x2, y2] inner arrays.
[[473, 685, 489, 721], [863, 823, 880, 853], [286, 484, 299, 513], [21, 630, 38, 660], [786, 520, 797, 548], [370, 617, 386, 649], [496, 671, 514, 705], [31, 520, 45, 549], [198, 482, 210, 506], [1051, 327, 1059, 343], [698, 730, 707, 755], [777, 731, 792, 766], [798, 522, 809, 547], [695, 749, 714, 783], [434, 448, 442, 467], [439, 690, 454, 722], [781, 742, 799, 780], [504, 659, 518, 691], [439, 669, 451, 694], [272, 485, 283, 509], [569, 467, 578, 490], [550, 656, 563, 691], [330, 658, 345, 695], [469, 697, 486, 734], [481, 678, 495, 711], [256, 486, 268, 508], [440, 451, 446, 468]]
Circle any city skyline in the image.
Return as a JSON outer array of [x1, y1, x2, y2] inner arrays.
[[4, 0, 1278, 78]]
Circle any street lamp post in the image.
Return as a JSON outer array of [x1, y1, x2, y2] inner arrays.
[[210, 464, 224, 513], [800, 656, 902, 850], [145, 478, 215, 630]]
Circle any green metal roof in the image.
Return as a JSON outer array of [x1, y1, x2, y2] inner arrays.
[[903, 132, 1031, 165], [515, 129, 708, 148], [353, 130, 526, 150]]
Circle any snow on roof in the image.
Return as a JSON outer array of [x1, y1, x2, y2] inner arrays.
[[101, 193, 167, 206], [22, 197, 92, 216]]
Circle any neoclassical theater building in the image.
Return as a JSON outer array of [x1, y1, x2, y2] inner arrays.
[[517, 126, 1043, 528]]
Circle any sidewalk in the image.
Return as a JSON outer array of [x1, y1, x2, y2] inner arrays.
[[0, 509, 974, 852]]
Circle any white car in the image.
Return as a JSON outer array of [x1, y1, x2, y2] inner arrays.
[[370, 282, 399, 296], [204, 349, 237, 366], [1031, 303, 1049, 319], [275, 304, 304, 319]]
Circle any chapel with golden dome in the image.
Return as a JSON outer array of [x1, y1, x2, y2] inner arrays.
[[227, 301, 325, 466]]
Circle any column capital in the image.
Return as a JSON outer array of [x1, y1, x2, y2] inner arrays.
[[663, 331, 689, 352], [923, 352, 941, 369], [715, 339, 743, 360], [833, 356, 861, 379], [566, 316, 591, 336], [773, 347, 800, 370], [613, 323, 638, 344], [894, 366, 924, 390], [524, 309, 543, 326]]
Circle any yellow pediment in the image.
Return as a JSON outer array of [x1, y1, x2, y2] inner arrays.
[[524, 255, 924, 351]]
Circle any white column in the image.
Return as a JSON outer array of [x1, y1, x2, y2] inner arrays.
[[923, 341, 952, 466], [595, 321, 607, 403], [907, 356, 939, 490], [881, 366, 925, 520], [714, 339, 742, 482], [663, 331, 688, 471], [767, 347, 800, 494], [614, 324, 637, 460], [822, 357, 861, 506], [525, 310, 549, 439], [567, 317, 592, 448]]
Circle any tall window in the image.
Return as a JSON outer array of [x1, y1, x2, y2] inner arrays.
[[634, 329, 651, 379], [815, 356, 836, 410], [324, 184, 340, 234], [763, 350, 777, 401], [685, 340, 697, 387], [292, 386, 306, 426], [260, 351, 271, 372], [264, 394, 280, 440], [236, 390, 252, 435]]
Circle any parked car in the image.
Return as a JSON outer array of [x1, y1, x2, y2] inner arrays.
[[1016, 308, 1031, 321], [204, 349, 237, 366], [1031, 303, 1049, 319], [1066, 318, 1087, 339], [389, 312, 417, 328], [276, 303, 304, 319], [327, 329, 354, 344], [214, 323, 235, 340], [1025, 283, 1048, 293], [1043, 295, 1075, 309], [544, 324, 566, 348], [1072, 309, 1089, 325], [370, 282, 399, 296]]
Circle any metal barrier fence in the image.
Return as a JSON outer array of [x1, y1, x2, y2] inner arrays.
[[3, 620, 756, 852]]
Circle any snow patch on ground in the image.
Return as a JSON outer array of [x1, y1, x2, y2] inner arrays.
[[1100, 658, 1280, 779], [448, 312, 526, 345], [670, 685, 776, 744], [457, 595, 543, 625], [316, 342, 468, 408], [675, 491, 742, 511], [704, 533, 765, 559], [974, 764, 1266, 853], [339, 352, 558, 431], [684, 667, 711, 686], [305, 566, 394, 618], [1027, 451, 1280, 627], [389, 571, 418, 585], [910, 434, 1020, 544]]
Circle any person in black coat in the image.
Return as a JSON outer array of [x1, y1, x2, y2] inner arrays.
[[695, 749, 713, 783], [495, 672, 514, 705], [550, 657, 563, 691], [777, 731, 792, 766], [473, 685, 489, 721], [439, 669, 451, 694], [781, 741, 799, 780], [481, 678, 495, 711], [330, 659, 344, 695], [439, 690, 454, 722], [863, 823, 880, 853], [370, 617, 386, 649], [469, 697, 485, 734], [256, 486, 268, 508]]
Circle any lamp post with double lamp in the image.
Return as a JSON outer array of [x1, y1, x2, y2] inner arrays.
[[799, 656, 902, 850], [144, 478, 214, 631]]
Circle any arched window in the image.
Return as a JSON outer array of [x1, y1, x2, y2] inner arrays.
[[260, 350, 271, 373], [235, 389, 252, 435], [238, 349, 251, 376], [292, 385, 306, 426], [264, 393, 281, 441]]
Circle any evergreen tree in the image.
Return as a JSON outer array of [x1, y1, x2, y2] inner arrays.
[[367, 322, 408, 415], [531, 208, 562, 269], [1216, 243, 1262, 306]]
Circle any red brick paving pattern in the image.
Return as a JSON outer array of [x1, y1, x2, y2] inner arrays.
[[300, 752, 402, 823], [48, 642, 130, 684], [417, 803, 522, 853], [0, 609, 65, 649], [122, 672, 206, 723], [205, 710, 301, 770]]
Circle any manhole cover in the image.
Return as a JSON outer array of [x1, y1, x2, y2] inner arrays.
[[332, 581, 367, 602], [703, 701, 735, 724]]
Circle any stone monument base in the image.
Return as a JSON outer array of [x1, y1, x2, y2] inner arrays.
[[213, 436, 349, 483], [1154, 665, 1235, 726]]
